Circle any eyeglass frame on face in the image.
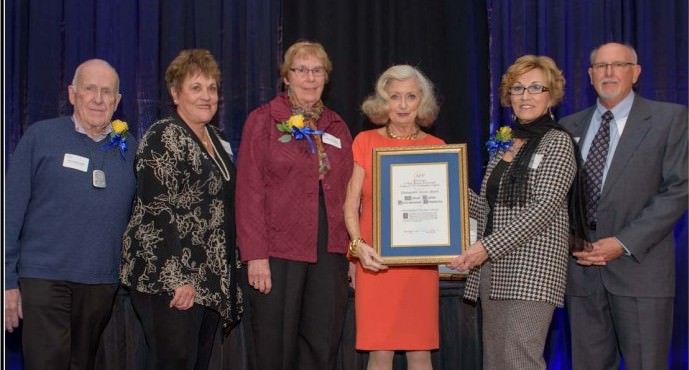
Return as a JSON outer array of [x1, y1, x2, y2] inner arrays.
[[508, 84, 550, 96], [590, 61, 636, 72], [289, 66, 326, 78]]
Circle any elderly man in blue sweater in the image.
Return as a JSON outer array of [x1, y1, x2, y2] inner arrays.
[[5, 59, 137, 370]]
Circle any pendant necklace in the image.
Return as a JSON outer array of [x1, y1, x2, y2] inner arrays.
[[204, 127, 231, 181], [76, 118, 108, 188], [92, 144, 107, 188], [83, 135, 107, 189]]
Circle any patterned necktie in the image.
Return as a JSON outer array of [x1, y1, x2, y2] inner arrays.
[[583, 110, 614, 227]]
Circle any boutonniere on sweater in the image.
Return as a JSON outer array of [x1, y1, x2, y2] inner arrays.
[[101, 119, 129, 159], [276, 114, 323, 153]]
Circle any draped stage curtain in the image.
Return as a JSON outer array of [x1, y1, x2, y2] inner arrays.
[[283, 0, 492, 188], [485, 2, 688, 369], [4, 0, 282, 164], [4, 0, 687, 369]]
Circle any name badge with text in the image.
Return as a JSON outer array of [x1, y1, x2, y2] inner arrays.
[[530, 154, 544, 169], [63, 154, 89, 172], [219, 139, 233, 155], [322, 133, 341, 149]]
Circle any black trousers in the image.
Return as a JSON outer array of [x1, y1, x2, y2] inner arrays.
[[129, 289, 221, 370], [247, 189, 349, 370], [19, 278, 118, 370]]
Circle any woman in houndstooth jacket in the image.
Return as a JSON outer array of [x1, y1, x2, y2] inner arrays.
[[449, 55, 578, 370]]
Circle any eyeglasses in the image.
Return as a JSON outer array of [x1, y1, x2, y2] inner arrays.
[[289, 66, 326, 78], [509, 84, 550, 95], [590, 62, 636, 72]]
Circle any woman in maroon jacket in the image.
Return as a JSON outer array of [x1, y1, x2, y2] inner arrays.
[[235, 41, 353, 370]]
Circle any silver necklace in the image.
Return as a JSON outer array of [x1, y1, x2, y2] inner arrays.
[[204, 127, 231, 181]]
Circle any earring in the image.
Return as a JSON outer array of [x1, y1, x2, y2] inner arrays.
[[548, 106, 555, 121], [511, 112, 517, 122]]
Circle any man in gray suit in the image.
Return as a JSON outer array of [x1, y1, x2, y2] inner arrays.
[[561, 42, 687, 370]]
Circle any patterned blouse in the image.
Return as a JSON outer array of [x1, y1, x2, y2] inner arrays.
[[120, 115, 243, 328]]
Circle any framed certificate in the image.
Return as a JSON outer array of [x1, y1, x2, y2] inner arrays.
[[372, 144, 470, 265]]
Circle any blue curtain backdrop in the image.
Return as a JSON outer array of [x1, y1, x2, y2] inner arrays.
[[4, 0, 282, 164], [3, 0, 282, 368], [486, 1, 688, 369], [3, 0, 687, 369]]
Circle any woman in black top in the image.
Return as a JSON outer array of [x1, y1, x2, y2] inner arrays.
[[120, 49, 242, 370], [449, 55, 578, 370]]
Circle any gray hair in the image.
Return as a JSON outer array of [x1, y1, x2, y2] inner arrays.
[[71, 59, 120, 94], [589, 42, 638, 65]]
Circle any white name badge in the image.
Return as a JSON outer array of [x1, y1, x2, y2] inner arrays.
[[322, 133, 341, 149], [63, 153, 89, 172], [529, 154, 544, 169], [220, 139, 234, 156]]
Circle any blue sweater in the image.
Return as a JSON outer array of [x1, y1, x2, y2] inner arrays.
[[5, 116, 137, 289]]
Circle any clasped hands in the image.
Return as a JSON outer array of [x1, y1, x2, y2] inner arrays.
[[572, 236, 625, 266]]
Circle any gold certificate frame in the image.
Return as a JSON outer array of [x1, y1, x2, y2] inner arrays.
[[372, 144, 470, 265]]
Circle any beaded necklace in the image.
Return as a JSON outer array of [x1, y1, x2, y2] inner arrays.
[[386, 124, 420, 140]]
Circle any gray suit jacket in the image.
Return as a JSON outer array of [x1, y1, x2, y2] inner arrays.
[[561, 94, 688, 297]]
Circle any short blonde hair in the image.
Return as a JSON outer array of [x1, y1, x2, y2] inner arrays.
[[361, 65, 439, 127], [280, 41, 333, 82], [498, 55, 565, 107]]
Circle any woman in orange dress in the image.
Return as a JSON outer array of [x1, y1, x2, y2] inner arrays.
[[343, 65, 443, 370]]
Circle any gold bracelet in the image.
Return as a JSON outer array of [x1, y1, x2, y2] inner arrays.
[[348, 238, 364, 258]]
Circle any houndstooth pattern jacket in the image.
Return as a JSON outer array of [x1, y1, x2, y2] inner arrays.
[[464, 129, 576, 307]]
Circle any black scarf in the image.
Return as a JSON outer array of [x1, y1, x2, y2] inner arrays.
[[501, 113, 590, 250], [502, 113, 561, 207]]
